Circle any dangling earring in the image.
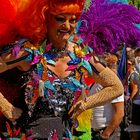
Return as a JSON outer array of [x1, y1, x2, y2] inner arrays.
[[62, 24, 65, 28], [73, 30, 79, 42]]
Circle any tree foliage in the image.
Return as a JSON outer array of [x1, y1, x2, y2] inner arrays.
[[129, 0, 140, 10]]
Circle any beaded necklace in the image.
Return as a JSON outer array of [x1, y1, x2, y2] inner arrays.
[[45, 41, 70, 61]]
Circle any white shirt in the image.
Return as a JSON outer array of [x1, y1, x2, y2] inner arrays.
[[91, 83, 124, 129]]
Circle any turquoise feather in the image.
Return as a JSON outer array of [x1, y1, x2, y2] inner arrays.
[[136, 24, 140, 29], [44, 80, 56, 91], [69, 77, 83, 88], [68, 51, 77, 59], [108, 0, 128, 4], [37, 63, 43, 77], [82, 59, 93, 75], [47, 60, 56, 65], [62, 83, 77, 91]]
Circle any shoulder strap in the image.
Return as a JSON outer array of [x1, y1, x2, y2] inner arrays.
[[6, 54, 30, 65]]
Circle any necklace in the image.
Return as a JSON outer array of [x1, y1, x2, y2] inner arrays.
[[46, 42, 70, 61]]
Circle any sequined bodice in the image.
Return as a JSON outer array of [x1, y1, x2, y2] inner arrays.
[[47, 69, 76, 116]]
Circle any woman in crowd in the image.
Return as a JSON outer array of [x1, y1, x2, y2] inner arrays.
[[134, 47, 140, 73], [125, 52, 140, 140]]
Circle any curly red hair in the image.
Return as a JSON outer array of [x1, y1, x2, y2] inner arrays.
[[0, 0, 17, 46], [0, 0, 48, 46], [16, 0, 48, 45], [48, 0, 85, 15], [0, 0, 85, 47]]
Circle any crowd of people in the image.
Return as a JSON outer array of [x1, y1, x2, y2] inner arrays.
[[0, 0, 140, 140], [93, 49, 140, 140], [120, 48, 140, 140]]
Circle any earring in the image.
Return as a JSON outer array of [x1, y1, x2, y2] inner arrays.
[[62, 24, 65, 28], [74, 30, 76, 34], [73, 30, 79, 42]]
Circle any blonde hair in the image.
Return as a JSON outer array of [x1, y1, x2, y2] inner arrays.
[[105, 54, 118, 70]]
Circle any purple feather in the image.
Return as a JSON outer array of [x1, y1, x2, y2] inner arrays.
[[83, 53, 92, 60], [32, 71, 40, 86], [78, 1, 140, 54], [66, 65, 78, 71], [45, 43, 52, 52], [12, 44, 21, 57], [31, 54, 41, 65]]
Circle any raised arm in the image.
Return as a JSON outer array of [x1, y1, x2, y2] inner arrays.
[[69, 56, 124, 119]]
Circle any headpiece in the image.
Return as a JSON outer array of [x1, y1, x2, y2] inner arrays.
[[78, 0, 140, 54]]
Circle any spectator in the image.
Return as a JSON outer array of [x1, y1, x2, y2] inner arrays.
[[91, 54, 124, 140], [125, 52, 140, 140]]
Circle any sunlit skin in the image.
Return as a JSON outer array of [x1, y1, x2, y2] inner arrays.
[[47, 13, 77, 49], [135, 51, 140, 57], [127, 60, 133, 73]]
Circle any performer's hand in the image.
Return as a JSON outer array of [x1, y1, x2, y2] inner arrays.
[[0, 57, 8, 73], [11, 107, 23, 122], [69, 100, 85, 120], [0, 93, 23, 122], [4, 106, 23, 122]]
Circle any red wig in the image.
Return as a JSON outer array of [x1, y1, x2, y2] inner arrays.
[[0, 0, 17, 46], [48, 0, 85, 15], [16, 0, 48, 45], [0, 0, 85, 47]]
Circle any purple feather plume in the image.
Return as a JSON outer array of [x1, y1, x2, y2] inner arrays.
[[12, 44, 21, 57], [78, 1, 140, 54]]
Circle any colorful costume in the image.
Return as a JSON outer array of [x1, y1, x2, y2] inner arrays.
[[0, 40, 95, 139], [0, 39, 123, 139]]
